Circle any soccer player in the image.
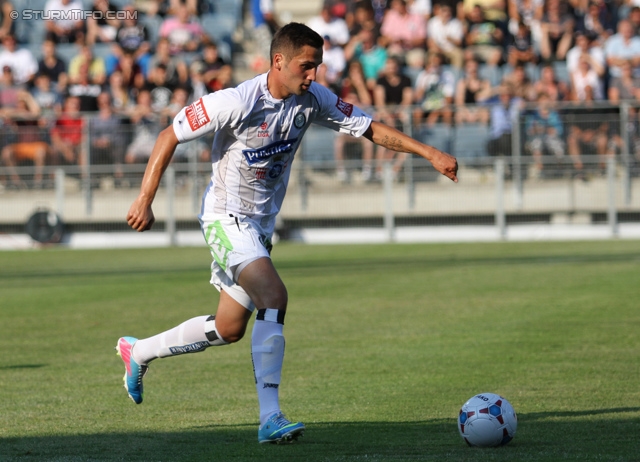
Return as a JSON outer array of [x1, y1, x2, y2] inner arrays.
[[118, 22, 458, 444]]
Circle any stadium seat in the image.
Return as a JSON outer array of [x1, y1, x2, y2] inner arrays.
[[452, 123, 490, 160], [420, 123, 452, 154], [213, 0, 242, 24], [479, 64, 502, 86], [54, 43, 78, 66], [200, 13, 236, 61], [139, 14, 162, 47], [301, 125, 337, 169], [552, 61, 570, 84]]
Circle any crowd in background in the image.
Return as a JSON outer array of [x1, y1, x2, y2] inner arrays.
[[1, 0, 639, 188]]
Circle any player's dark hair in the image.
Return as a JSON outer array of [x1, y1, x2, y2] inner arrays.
[[270, 23, 323, 64]]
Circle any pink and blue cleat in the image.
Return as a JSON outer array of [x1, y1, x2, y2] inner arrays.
[[115, 336, 148, 404]]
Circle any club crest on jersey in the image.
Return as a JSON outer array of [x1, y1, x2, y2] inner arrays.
[[258, 121, 269, 138], [243, 138, 298, 165], [186, 98, 210, 131], [294, 113, 306, 129], [336, 97, 353, 117]]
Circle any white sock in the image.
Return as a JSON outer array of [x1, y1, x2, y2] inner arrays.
[[252, 309, 286, 425], [132, 315, 227, 365]]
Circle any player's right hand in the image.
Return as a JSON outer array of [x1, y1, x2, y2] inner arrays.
[[126, 199, 155, 232]]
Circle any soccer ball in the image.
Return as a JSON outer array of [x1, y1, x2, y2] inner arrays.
[[458, 392, 517, 447]]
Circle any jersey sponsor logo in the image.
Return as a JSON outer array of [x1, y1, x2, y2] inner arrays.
[[242, 138, 298, 165], [336, 97, 353, 117], [255, 168, 267, 179], [186, 98, 210, 131], [258, 121, 270, 137], [169, 341, 210, 355]]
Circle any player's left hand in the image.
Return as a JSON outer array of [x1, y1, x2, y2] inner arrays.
[[432, 151, 459, 183]]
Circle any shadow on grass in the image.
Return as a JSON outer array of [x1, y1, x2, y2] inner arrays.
[[2, 409, 639, 462], [0, 364, 46, 370]]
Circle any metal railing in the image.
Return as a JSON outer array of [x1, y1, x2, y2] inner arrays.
[[1, 103, 639, 244]]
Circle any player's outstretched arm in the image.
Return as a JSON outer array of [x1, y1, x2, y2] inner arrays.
[[363, 120, 459, 182], [126, 126, 180, 232]]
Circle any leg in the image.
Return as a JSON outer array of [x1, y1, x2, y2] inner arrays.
[[237, 258, 304, 442]]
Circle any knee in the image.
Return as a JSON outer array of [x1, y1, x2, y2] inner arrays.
[[216, 323, 247, 344]]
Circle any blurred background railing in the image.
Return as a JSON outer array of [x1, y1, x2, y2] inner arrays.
[[1, 101, 639, 245]]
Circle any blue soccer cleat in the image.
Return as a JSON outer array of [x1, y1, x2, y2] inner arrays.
[[258, 412, 305, 444], [115, 336, 148, 404]]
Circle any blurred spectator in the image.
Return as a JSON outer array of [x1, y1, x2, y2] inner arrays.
[[113, 51, 146, 92], [565, 92, 609, 178], [0, 34, 38, 85], [0, 70, 46, 189], [339, 60, 373, 104], [251, 0, 279, 69], [89, 92, 125, 183], [463, 4, 504, 66], [427, 4, 465, 69], [413, 52, 455, 126], [68, 43, 107, 86], [159, 2, 206, 55], [566, 30, 605, 78], [406, 0, 432, 20], [539, 0, 574, 62], [167, 0, 200, 15], [200, 42, 233, 92], [379, 0, 428, 58], [144, 63, 174, 113], [132, 0, 165, 16], [37, 38, 69, 91], [344, 28, 388, 91], [31, 73, 63, 116], [604, 19, 640, 79], [454, 58, 492, 125], [188, 61, 209, 102], [506, 20, 538, 66], [502, 63, 535, 100], [148, 37, 188, 87], [307, 4, 350, 47], [0, 0, 13, 41], [334, 90, 375, 183], [483, 83, 523, 157], [531, 63, 570, 102], [86, 0, 121, 45], [67, 62, 102, 112], [50, 95, 85, 166], [104, 69, 134, 113], [628, 6, 640, 35], [347, 1, 381, 41], [320, 35, 347, 92], [570, 54, 604, 101], [574, 0, 615, 41], [44, 0, 86, 44], [124, 89, 161, 164], [524, 92, 564, 178], [373, 57, 413, 180], [507, 0, 543, 37], [461, 0, 508, 27], [115, 5, 152, 75], [608, 60, 640, 102]]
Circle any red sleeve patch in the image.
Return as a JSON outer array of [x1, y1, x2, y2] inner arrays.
[[186, 98, 210, 131], [336, 97, 354, 117]]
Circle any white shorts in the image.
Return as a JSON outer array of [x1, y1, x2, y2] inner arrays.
[[199, 214, 273, 311]]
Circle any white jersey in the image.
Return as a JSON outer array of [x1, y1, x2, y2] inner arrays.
[[173, 72, 372, 236]]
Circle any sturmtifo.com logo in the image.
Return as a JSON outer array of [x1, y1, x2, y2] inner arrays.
[[10, 9, 138, 20]]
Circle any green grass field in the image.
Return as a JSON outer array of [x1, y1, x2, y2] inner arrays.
[[1, 240, 639, 461]]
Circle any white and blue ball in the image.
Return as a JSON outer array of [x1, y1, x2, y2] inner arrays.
[[458, 392, 517, 447]]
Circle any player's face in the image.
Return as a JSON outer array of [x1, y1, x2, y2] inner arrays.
[[273, 45, 323, 98]]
